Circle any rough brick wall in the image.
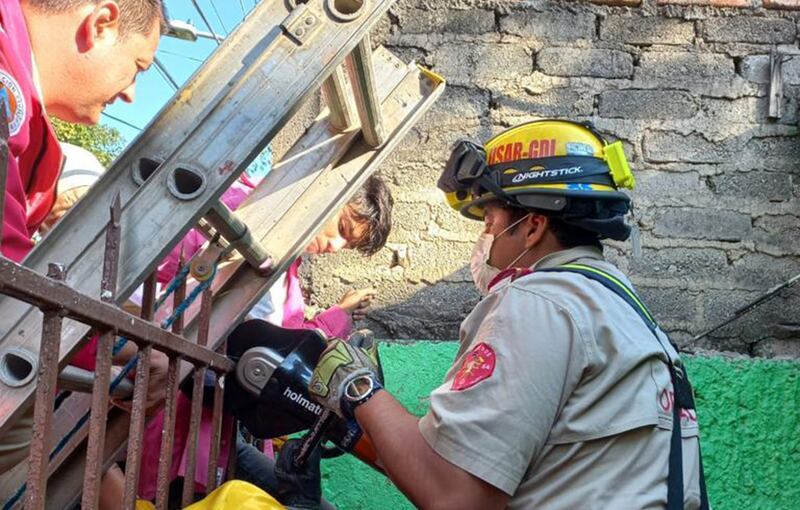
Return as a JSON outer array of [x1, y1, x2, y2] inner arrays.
[[304, 0, 800, 358]]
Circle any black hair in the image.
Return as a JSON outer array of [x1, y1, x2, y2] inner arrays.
[[346, 175, 394, 256]]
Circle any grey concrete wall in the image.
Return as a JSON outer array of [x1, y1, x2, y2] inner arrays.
[[302, 0, 800, 358]]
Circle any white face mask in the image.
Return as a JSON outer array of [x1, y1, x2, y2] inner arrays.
[[470, 232, 500, 296], [470, 213, 532, 296]]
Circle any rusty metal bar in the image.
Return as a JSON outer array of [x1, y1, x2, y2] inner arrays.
[[24, 265, 66, 510], [120, 273, 158, 508], [181, 286, 213, 507], [0, 259, 233, 372], [141, 272, 158, 323], [181, 366, 205, 507], [82, 194, 122, 510], [154, 356, 179, 510], [226, 421, 237, 482], [121, 344, 151, 509], [155, 264, 186, 510], [206, 368, 225, 492]]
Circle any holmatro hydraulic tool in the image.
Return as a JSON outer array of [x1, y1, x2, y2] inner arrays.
[[224, 320, 381, 470]]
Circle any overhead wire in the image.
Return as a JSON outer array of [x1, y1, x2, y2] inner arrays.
[[154, 56, 179, 90], [238, 0, 247, 17], [189, 0, 222, 44], [208, 0, 229, 35], [158, 48, 205, 64], [102, 112, 142, 131]]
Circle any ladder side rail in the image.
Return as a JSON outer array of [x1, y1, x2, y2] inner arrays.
[[0, 0, 296, 338], [0, 0, 396, 437], [18, 0, 292, 281]]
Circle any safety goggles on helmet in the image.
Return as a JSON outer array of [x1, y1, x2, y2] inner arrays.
[[438, 140, 489, 195]]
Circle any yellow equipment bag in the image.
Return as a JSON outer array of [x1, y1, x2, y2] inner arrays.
[[183, 480, 286, 510]]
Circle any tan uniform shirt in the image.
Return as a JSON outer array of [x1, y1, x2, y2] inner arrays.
[[419, 246, 702, 509]]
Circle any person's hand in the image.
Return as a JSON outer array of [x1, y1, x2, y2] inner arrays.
[[112, 349, 170, 416], [337, 288, 376, 321], [308, 338, 382, 419]]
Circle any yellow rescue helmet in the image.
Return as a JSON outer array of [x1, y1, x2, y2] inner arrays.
[[437, 119, 635, 240]]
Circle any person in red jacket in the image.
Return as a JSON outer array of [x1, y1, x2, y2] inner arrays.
[[0, 0, 166, 473]]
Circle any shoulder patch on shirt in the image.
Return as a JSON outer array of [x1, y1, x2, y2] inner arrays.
[[0, 71, 24, 136], [451, 343, 496, 391]]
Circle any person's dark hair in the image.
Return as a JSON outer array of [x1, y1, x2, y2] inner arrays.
[[347, 175, 394, 256], [28, 0, 169, 36], [502, 204, 602, 250]]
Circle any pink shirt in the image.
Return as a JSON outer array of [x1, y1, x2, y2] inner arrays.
[[0, 0, 62, 262]]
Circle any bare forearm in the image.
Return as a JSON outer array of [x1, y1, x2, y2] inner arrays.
[[354, 391, 507, 510]]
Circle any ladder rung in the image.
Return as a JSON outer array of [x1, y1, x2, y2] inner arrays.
[[203, 203, 272, 272], [321, 66, 358, 131], [346, 34, 385, 147], [56, 366, 134, 399]]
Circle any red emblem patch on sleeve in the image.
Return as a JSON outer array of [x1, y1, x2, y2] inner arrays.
[[451, 343, 496, 391]]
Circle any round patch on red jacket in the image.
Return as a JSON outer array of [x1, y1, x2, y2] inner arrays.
[[0, 71, 24, 136], [451, 343, 496, 391]]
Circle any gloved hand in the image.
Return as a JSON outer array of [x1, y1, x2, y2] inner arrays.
[[308, 335, 382, 419], [345, 329, 384, 384], [274, 438, 322, 510]]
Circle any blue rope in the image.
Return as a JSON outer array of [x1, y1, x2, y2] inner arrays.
[[2, 264, 216, 510], [111, 263, 194, 358]]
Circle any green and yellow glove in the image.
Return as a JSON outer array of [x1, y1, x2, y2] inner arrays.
[[308, 331, 383, 419]]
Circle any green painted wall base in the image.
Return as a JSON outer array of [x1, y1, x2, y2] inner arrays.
[[321, 342, 800, 510]]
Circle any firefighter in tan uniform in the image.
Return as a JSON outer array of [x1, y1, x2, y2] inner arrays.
[[307, 120, 709, 509]]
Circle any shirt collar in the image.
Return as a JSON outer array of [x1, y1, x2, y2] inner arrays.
[[530, 245, 605, 271], [485, 246, 605, 293]]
